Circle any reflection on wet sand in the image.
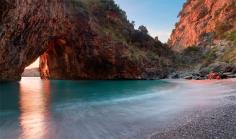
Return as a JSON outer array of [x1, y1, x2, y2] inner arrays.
[[19, 79, 51, 139]]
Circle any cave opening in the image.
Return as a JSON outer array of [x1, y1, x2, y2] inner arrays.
[[22, 58, 40, 77], [21, 38, 63, 79]]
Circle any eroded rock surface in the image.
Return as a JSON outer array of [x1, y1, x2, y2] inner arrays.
[[0, 0, 172, 80], [169, 0, 236, 49], [0, 0, 69, 80], [168, 0, 236, 80]]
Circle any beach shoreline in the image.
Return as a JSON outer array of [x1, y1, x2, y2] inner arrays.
[[151, 97, 236, 139]]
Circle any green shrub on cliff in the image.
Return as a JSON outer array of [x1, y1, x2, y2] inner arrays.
[[173, 46, 203, 68], [183, 45, 201, 54], [72, 0, 168, 70], [138, 25, 149, 34], [203, 48, 217, 62], [221, 46, 236, 64], [224, 31, 236, 46], [215, 21, 234, 38]]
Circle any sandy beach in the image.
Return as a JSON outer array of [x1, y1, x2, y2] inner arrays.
[[151, 92, 236, 139]]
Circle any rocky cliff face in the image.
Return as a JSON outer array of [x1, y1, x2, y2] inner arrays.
[[0, 0, 68, 80], [169, 0, 236, 79], [169, 0, 236, 49], [0, 0, 171, 81], [39, 0, 172, 80]]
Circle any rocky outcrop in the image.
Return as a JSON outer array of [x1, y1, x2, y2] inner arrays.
[[0, 0, 171, 81], [38, 0, 171, 80], [0, 0, 69, 80], [168, 0, 236, 80], [169, 0, 236, 50]]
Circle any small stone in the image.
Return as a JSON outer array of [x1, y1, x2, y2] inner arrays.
[[184, 76, 192, 80]]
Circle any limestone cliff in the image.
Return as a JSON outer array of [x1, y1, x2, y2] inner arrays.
[[169, 0, 236, 49], [0, 0, 171, 81]]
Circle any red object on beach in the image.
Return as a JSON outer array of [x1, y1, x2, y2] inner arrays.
[[208, 72, 221, 80]]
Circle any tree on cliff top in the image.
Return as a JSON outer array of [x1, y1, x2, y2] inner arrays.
[[138, 25, 149, 34]]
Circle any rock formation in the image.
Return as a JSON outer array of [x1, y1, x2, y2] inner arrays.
[[169, 0, 236, 49], [0, 0, 68, 80], [169, 0, 236, 79], [0, 0, 171, 81]]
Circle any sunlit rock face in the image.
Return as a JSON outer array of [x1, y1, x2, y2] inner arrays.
[[0, 0, 171, 80], [169, 0, 236, 50]]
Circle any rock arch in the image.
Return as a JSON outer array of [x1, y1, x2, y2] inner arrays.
[[0, 0, 170, 81], [0, 0, 72, 80]]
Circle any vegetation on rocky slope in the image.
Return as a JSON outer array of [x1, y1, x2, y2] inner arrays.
[[0, 0, 235, 80], [168, 0, 236, 79], [0, 0, 173, 80]]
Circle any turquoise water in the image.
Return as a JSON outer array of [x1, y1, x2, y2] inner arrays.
[[0, 78, 236, 139]]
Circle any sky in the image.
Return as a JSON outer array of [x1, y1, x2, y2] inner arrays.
[[25, 0, 186, 69], [26, 58, 39, 69], [115, 0, 186, 42]]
